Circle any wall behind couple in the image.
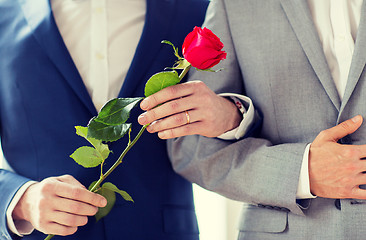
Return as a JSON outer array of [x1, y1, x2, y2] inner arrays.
[[0, 141, 242, 239]]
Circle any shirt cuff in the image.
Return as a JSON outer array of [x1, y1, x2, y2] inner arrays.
[[217, 93, 256, 140], [296, 144, 317, 199], [6, 181, 36, 236]]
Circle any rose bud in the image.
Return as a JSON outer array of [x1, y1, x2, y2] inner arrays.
[[182, 27, 227, 70]]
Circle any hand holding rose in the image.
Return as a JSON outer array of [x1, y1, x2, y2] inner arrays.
[[12, 175, 107, 236], [138, 27, 241, 139], [138, 81, 242, 139]]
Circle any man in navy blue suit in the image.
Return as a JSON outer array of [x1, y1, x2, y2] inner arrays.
[[0, 0, 213, 239]]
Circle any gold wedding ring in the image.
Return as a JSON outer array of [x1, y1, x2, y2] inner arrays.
[[185, 111, 191, 124]]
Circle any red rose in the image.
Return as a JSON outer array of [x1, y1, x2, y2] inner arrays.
[[182, 27, 227, 70]]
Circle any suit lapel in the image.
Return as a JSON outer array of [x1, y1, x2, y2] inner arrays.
[[17, 0, 97, 115], [339, 0, 366, 113], [280, 0, 341, 111], [119, 0, 176, 97]]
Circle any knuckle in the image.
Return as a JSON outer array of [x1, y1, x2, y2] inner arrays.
[[62, 174, 73, 180], [342, 148, 358, 159], [344, 162, 358, 173], [169, 100, 180, 111], [339, 187, 352, 198], [150, 94, 159, 106], [148, 110, 157, 121], [173, 114, 185, 124], [192, 80, 205, 89], [166, 85, 178, 97], [339, 121, 351, 131], [69, 203, 81, 214], [70, 187, 82, 199], [41, 182, 54, 196], [182, 125, 191, 135], [350, 187, 360, 198], [66, 215, 77, 226]]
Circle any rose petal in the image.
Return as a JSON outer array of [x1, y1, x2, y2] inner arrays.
[[185, 46, 226, 69]]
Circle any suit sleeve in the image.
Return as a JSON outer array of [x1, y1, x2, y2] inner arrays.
[[167, 0, 308, 216], [0, 169, 31, 239]]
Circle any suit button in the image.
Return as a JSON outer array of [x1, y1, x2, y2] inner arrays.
[[334, 199, 341, 210]]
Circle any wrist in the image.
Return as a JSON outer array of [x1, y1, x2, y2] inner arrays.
[[12, 184, 34, 222], [225, 97, 244, 132]]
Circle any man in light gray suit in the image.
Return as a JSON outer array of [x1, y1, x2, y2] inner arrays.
[[139, 0, 366, 239]]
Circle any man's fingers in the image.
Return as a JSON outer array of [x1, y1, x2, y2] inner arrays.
[[157, 121, 210, 139], [318, 115, 363, 142], [140, 81, 205, 111], [51, 211, 89, 227], [52, 197, 99, 216], [139, 96, 197, 125], [350, 187, 366, 200], [42, 222, 78, 236], [147, 109, 200, 133], [54, 182, 107, 208], [140, 84, 191, 110]]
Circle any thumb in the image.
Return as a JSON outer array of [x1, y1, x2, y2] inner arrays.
[[322, 115, 363, 142]]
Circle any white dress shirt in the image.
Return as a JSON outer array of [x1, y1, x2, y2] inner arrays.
[[297, 0, 363, 198]]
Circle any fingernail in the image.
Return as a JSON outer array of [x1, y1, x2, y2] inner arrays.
[[158, 131, 165, 139], [138, 114, 147, 124], [352, 115, 361, 123], [140, 99, 148, 110]]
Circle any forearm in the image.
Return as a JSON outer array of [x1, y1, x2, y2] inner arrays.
[[0, 169, 32, 239], [168, 135, 308, 215], [7, 181, 36, 237]]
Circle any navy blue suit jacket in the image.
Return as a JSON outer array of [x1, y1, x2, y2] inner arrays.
[[0, 0, 208, 239]]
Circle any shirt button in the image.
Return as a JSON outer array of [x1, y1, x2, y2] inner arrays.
[[94, 7, 104, 14], [96, 52, 105, 60]]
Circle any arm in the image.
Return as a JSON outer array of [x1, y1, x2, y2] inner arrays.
[[169, 0, 366, 217], [11, 174, 107, 236], [0, 170, 32, 239]]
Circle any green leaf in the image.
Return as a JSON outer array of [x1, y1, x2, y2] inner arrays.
[[95, 98, 143, 125], [95, 185, 116, 222], [87, 119, 132, 142], [102, 182, 134, 203], [70, 146, 104, 168], [144, 71, 180, 97], [75, 126, 110, 159]]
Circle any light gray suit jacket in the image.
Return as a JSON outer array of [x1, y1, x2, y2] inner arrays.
[[168, 0, 366, 239]]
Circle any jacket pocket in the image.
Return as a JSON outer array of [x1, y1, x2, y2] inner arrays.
[[238, 204, 288, 233]]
